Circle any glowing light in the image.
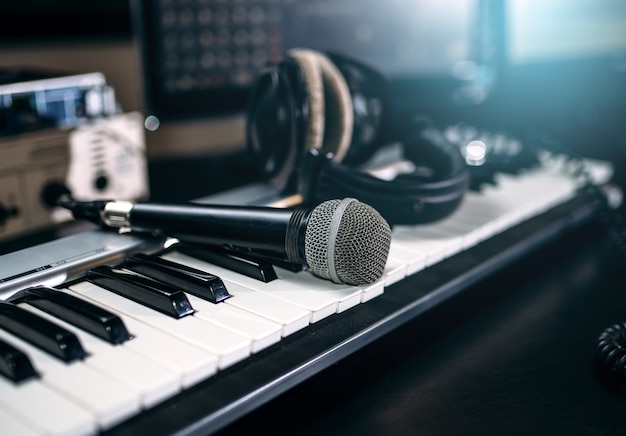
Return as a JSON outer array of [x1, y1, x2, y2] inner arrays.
[[144, 115, 161, 131], [462, 140, 487, 166]]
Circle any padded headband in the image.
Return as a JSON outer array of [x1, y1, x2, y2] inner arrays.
[[286, 49, 354, 162]]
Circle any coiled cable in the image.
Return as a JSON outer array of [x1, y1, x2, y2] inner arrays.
[[596, 322, 626, 390]]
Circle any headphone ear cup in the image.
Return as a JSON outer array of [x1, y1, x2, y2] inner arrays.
[[245, 67, 298, 185], [287, 49, 353, 163], [325, 52, 391, 165]]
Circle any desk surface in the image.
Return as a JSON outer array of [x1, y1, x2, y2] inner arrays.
[[216, 222, 626, 435]]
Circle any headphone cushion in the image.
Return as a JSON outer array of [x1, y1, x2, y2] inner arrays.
[[308, 124, 471, 225], [287, 48, 353, 162]]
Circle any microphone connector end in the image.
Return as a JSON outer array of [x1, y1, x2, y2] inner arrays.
[[58, 199, 111, 227]]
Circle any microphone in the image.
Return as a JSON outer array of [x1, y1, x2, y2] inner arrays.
[[59, 197, 391, 285]]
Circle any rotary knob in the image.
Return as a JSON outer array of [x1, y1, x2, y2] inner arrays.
[[0, 203, 19, 226], [40, 181, 72, 208]]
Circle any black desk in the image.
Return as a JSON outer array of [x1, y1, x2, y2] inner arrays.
[[216, 222, 626, 435]]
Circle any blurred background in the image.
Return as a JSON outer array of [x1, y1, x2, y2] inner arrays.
[[0, 0, 624, 202]]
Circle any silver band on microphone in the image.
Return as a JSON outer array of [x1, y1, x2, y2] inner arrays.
[[101, 201, 133, 228], [327, 198, 356, 284]]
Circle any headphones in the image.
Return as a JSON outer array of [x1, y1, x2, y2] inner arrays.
[[245, 48, 469, 225]]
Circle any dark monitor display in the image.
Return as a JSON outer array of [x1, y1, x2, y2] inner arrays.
[[133, 0, 501, 122]]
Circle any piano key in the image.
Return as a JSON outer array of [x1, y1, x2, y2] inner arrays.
[[123, 253, 231, 303], [60, 286, 218, 389], [20, 303, 181, 408], [8, 285, 131, 345], [439, 202, 494, 243], [68, 281, 251, 370], [361, 283, 386, 303], [152, 253, 311, 336], [0, 328, 141, 430], [385, 165, 576, 272], [220, 249, 307, 273], [389, 230, 447, 267], [391, 225, 462, 267], [420, 211, 485, 249], [387, 244, 427, 276], [163, 251, 365, 322], [0, 336, 38, 383], [467, 168, 575, 229], [382, 256, 407, 286], [0, 301, 86, 363], [0, 406, 40, 436], [0, 375, 97, 435], [176, 244, 278, 282], [186, 293, 282, 353], [273, 268, 370, 311], [222, 282, 312, 336], [87, 265, 194, 319], [210, 249, 383, 305], [459, 184, 537, 232], [582, 157, 614, 184]]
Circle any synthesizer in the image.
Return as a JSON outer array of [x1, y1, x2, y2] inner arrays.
[[0, 155, 615, 435]]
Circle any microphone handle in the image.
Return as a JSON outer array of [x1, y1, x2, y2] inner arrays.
[[120, 202, 311, 261]]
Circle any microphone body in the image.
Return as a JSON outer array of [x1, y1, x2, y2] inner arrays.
[[103, 201, 310, 265], [64, 197, 391, 285]]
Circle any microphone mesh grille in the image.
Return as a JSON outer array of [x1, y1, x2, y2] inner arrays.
[[305, 199, 391, 285]]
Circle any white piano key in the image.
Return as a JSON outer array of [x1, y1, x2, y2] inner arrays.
[[479, 184, 540, 225], [0, 406, 40, 436], [522, 168, 577, 204], [389, 199, 490, 270], [382, 256, 407, 286], [384, 164, 580, 276], [162, 251, 360, 323], [186, 293, 282, 353], [360, 280, 385, 303], [487, 168, 576, 221], [427, 212, 485, 249], [21, 303, 182, 408], [68, 281, 251, 370], [390, 227, 450, 267], [224, 282, 311, 336], [221, 271, 337, 322], [440, 198, 495, 243], [158, 252, 312, 335], [456, 192, 516, 235], [395, 225, 463, 259], [60, 286, 219, 389], [274, 267, 365, 313], [0, 328, 140, 430], [388, 244, 427, 276], [0, 376, 97, 436], [582, 158, 614, 184]]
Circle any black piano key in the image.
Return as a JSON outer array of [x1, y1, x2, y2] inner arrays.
[[220, 248, 306, 273], [175, 244, 278, 283], [0, 302, 87, 363], [0, 336, 39, 382], [123, 253, 230, 304], [8, 286, 132, 345], [87, 265, 194, 319]]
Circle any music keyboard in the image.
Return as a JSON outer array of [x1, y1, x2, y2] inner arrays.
[[0, 157, 614, 435]]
